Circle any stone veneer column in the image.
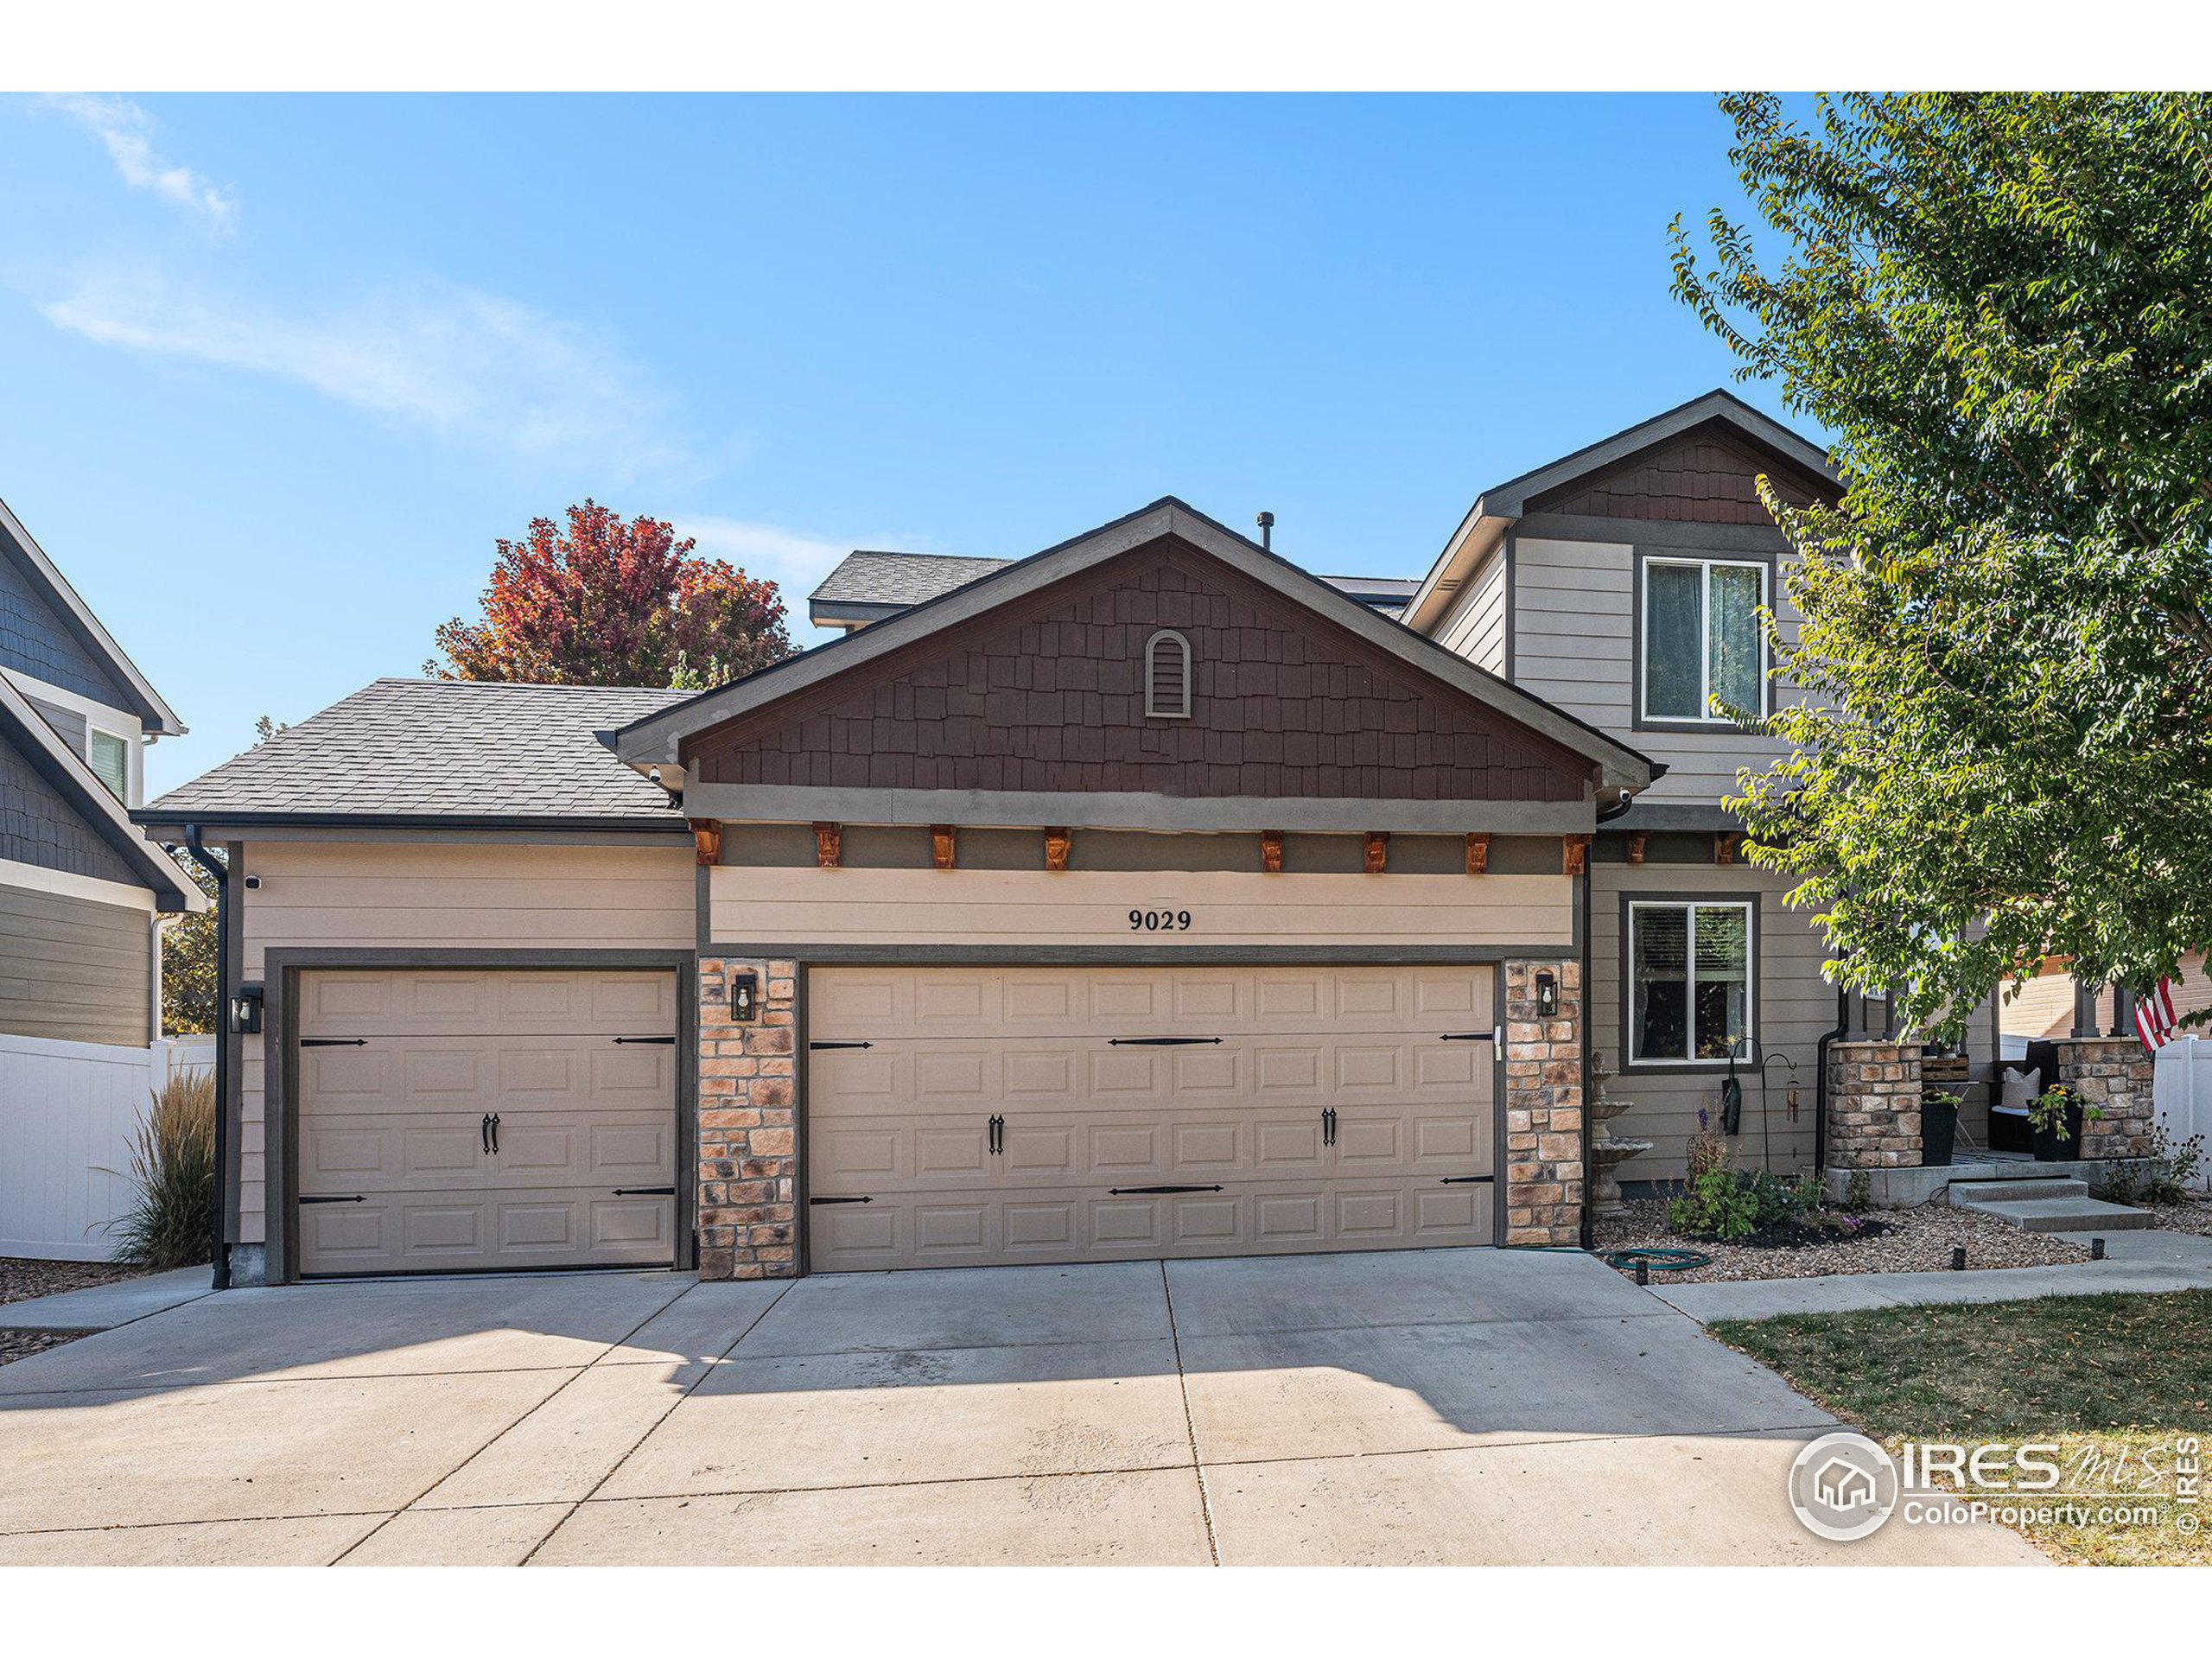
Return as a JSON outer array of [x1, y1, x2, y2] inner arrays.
[[1824, 1040, 1923, 1167], [2057, 1036, 2156, 1160], [1503, 958, 1583, 1245], [696, 957, 799, 1280]]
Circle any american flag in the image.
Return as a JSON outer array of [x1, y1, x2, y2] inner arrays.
[[2134, 978, 2181, 1052]]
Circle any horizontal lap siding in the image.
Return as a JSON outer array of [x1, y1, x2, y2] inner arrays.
[[710, 866, 1572, 950], [1513, 536, 1806, 810], [1590, 862, 1834, 1181], [1433, 548, 1508, 677], [236, 841, 693, 1245], [0, 883, 150, 1046]]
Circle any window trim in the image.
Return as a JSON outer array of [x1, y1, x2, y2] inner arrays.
[[1619, 892, 1760, 1073], [1634, 551, 1772, 732], [1144, 628, 1192, 720]]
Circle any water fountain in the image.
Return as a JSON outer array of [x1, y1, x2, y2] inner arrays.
[[1586, 1051, 1651, 1218]]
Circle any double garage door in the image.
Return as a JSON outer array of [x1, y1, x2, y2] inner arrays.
[[806, 964, 1498, 1272], [295, 969, 679, 1277]]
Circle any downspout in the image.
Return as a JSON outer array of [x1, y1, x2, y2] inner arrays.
[[180, 826, 232, 1292], [1813, 984, 1848, 1176]]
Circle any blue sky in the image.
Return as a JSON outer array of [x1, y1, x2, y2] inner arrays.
[[0, 93, 1786, 795]]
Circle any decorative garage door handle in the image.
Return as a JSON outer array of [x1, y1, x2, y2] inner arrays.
[[299, 1194, 365, 1205], [300, 1038, 367, 1047], [988, 1115, 1004, 1155], [1108, 1184, 1224, 1196], [1108, 1037, 1223, 1047], [1321, 1107, 1337, 1147]]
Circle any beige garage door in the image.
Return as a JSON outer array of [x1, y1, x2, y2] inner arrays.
[[805, 964, 1497, 1271], [295, 969, 678, 1276]]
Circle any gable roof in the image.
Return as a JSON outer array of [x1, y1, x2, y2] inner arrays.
[[0, 674, 204, 909], [620, 496, 1655, 796], [0, 496, 184, 734], [137, 680, 690, 832], [810, 550, 1420, 627], [1401, 389, 1839, 633]]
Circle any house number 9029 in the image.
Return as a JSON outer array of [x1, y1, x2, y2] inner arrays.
[[1129, 909, 1193, 931]]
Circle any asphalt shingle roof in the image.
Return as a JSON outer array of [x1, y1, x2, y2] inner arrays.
[[810, 550, 1013, 608], [140, 678, 690, 826]]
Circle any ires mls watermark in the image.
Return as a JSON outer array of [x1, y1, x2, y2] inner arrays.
[[1788, 1431, 2203, 1541]]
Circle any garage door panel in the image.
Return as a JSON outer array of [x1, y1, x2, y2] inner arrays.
[[296, 968, 677, 1277], [301, 969, 676, 1038], [806, 1175, 1495, 1271], [804, 964, 1494, 1273]]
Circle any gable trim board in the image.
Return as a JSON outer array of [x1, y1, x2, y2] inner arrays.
[[616, 498, 1654, 798], [0, 674, 203, 910], [0, 496, 183, 735]]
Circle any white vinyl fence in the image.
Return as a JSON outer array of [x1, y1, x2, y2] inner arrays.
[[0, 1033, 215, 1261], [2153, 1036, 2212, 1192]]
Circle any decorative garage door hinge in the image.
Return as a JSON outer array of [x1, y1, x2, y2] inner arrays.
[[612, 1035, 677, 1045], [1107, 1184, 1224, 1196], [1439, 1031, 1500, 1043], [1439, 1175, 1496, 1185], [808, 1195, 874, 1205], [808, 1040, 874, 1051], [300, 1038, 368, 1047], [1107, 1036, 1224, 1047], [612, 1185, 676, 1197], [299, 1194, 365, 1205]]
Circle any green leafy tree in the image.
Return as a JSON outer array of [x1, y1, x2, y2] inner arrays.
[[1671, 92, 2212, 1035]]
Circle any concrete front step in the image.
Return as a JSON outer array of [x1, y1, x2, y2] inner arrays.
[[1951, 1178, 2089, 1203], [1948, 1192, 2158, 1233]]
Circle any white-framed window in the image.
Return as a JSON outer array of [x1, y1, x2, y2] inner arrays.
[[1628, 899, 1754, 1064], [1145, 628, 1192, 719], [1641, 556, 1768, 723], [87, 727, 131, 801]]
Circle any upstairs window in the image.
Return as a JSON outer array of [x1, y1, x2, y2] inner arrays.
[[1629, 900, 1753, 1064], [1643, 556, 1767, 723], [1145, 629, 1192, 719], [88, 728, 130, 801]]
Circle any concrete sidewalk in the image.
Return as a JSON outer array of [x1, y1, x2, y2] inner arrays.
[[0, 1268, 214, 1332], [1648, 1229, 2212, 1324]]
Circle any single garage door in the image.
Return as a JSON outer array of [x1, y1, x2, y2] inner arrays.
[[295, 969, 679, 1276], [806, 964, 1497, 1271]]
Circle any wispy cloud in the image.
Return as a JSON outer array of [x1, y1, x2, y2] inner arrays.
[[41, 266, 688, 473], [44, 94, 237, 231]]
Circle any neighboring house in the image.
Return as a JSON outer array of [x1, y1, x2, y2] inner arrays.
[[140, 390, 1862, 1289], [0, 497, 204, 1044]]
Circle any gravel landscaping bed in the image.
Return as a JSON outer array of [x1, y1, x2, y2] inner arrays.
[[1595, 1198, 2092, 1283], [2133, 1198, 2212, 1238], [0, 1255, 155, 1309], [0, 1329, 85, 1368]]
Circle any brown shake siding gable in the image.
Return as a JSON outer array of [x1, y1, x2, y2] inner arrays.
[[686, 539, 1595, 803]]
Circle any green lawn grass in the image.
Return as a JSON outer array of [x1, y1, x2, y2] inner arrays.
[[1712, 1290, 2212, 1566]]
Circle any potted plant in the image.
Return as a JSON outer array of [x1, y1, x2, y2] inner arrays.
[[2027, 1084, 2101, 1163], [1920, 1088, 1961, 1168]]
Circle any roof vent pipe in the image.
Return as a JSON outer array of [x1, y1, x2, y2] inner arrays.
[[1255, 511, 1274, 551]]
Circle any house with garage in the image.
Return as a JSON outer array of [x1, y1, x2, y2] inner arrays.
[[148, 390, 2039, 1288], [1, 497, 205, 1045]]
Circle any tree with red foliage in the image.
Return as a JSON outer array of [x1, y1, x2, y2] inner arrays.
[[430, 500, 794, 688]]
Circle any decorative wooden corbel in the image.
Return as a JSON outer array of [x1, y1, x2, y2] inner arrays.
[[1363, 831, 1389, 874], [1260, 830, 1284, 874], [1715, 831, 1741, 866], [1627, 831, 1647, 866], [931, 824, 957, 871], [1045, 827, 1072, 872], [1465, 832, 1491, 876], [813, 822, 842, 869], [689, 818, 721, 868], [1561, 834, 1590, 876]]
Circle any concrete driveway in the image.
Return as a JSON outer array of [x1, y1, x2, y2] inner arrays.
[[0, 1247, 2040, 1565]]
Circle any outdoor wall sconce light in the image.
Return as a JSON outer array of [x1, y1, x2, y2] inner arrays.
[[229, 986, 264, 1034], [729, 971, 760, 1023], [1535, 970, 1559, 1018]]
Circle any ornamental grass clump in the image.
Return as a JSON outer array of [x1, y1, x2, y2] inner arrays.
[[109, 1068, 216, 1270]]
